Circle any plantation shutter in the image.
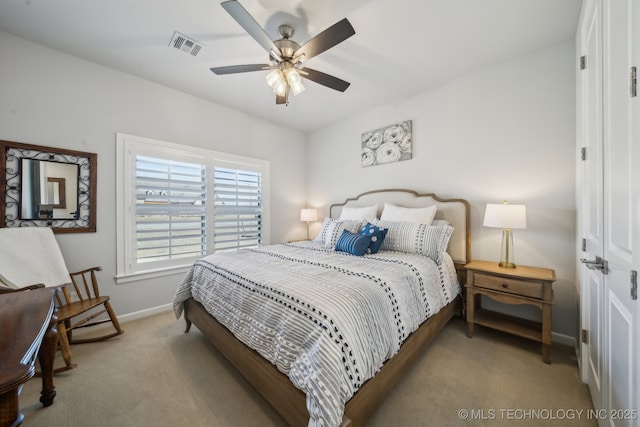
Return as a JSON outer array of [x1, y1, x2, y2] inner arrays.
[[213, 166, 262, 252], [135, 155, 206, 264]]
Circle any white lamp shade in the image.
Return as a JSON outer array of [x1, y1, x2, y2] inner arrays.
[[300, 208, 318, 222], [483, 203, 527, 229]]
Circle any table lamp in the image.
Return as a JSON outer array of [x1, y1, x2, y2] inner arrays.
[[483, 201, 527, 268], [300, 208, 318, 240]]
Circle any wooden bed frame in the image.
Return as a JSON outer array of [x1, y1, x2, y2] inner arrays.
[[182, 189, 471, 426]]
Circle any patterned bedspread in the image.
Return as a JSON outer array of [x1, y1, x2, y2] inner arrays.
[[173, 240, 460, 427]]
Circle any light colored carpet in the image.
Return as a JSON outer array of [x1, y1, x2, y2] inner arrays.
[[20, 310, 594, 426]]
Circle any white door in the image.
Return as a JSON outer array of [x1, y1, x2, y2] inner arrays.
[[579, 0, 605, 414], [603, 0, 638, 425], [580, 1, 639, 425], [634, 0, 640, 417]]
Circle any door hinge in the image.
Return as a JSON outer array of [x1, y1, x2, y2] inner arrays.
[[580, 55, 586, 70], [631, 270, 638, 300], [581, 329, 589, 344], [581, 238, 586, 252], [581, 147, 587, 161], [631, 66, 637, 97]]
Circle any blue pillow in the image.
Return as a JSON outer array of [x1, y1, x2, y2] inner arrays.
[[335, 229, 372, 256], [360, 222, 388, 254]]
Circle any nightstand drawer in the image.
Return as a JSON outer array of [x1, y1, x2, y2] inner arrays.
[[474, 273, 542, 299]]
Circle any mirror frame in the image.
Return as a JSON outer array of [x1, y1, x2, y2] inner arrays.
[[0, 140, 97, 233]]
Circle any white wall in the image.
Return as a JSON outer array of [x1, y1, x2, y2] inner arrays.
[[306, 41, 578, 338], [0, 30, 579, 339], [0, 31, 307, 316]]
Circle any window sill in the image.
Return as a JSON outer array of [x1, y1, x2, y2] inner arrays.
[[115, 265, 190, 284]]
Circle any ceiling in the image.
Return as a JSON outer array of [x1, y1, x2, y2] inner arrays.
[[0, 0, 582, 133]]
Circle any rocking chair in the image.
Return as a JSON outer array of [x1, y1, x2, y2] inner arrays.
[[0, 227, 124, 372]]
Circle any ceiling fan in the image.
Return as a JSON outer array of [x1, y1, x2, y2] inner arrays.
[[211, 0, 356, 105]]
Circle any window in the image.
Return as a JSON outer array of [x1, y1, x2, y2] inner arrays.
[[116, 133, 269, 282], [135, 156, 206, 264], [213, 167, 262, 252]]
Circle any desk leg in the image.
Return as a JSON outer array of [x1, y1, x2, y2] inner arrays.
[[38, 316, 57, 407], [0, 389, 22, 427]]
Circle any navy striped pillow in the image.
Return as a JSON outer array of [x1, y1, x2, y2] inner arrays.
[[334, 230, 372, 256]]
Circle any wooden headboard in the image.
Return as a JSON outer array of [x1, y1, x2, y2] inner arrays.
[[329, 189, 471, 268]]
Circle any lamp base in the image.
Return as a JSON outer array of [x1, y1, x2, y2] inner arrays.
[[499, 229, 516, 269], [498, 261, 516, 269]]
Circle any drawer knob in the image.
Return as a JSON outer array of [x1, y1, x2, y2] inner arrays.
[[502, 283, 508, 288]]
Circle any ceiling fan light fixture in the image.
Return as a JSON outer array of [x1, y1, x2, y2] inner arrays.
[[285, 68, 305, 95], [273, 81, 288, 97], [214, 1, 355, 105], [290, 81, 305, 96], [266, 69, 285, 88], [285, 68, 301, 85]]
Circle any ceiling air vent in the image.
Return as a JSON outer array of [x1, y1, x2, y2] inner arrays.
[[169, 31, 203, 56]]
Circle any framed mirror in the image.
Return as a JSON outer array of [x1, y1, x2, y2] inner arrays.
[[0, 140, 97, 233]]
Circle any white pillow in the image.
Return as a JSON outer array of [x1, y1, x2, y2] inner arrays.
[[339, 204, 378, 222], [380, 203, 437, 224], [314, 218, 365, 247], [374, 220, 454, 264]]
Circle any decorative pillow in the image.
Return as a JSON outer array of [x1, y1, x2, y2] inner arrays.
[[374, 220, 454, 264], [339, 204, 378, 222], [380, 203, 437, 224], [334, 230, 372, 256], [314, 218, 364, 247], [360, 222, 388, 254]]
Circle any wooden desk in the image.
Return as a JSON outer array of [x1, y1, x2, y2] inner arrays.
[[0, 287, 58, 427]]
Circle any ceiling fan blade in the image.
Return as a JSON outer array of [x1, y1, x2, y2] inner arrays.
[[221, 0, 281, 57], [210, 64, 270, 75], [300, 67, 351, 92], [294, 18, 355, 62]]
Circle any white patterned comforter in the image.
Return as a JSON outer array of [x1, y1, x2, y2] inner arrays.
[[173, 241, 460, 427]]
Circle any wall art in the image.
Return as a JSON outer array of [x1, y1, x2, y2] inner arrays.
[[361, 120, 412, 167]]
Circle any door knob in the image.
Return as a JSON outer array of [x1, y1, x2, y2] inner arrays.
[[580, 256, 608, 274]]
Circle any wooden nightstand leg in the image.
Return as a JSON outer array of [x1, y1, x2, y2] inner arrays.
[[466, 286, 475, 338], [542, 344, 550, 364], [541, 303, 552, 364]]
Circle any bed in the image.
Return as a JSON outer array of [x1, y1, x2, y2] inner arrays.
[[173, 189, 470, 427]]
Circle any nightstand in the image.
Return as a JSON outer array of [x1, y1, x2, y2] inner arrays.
[[465, 260, 556, 363]]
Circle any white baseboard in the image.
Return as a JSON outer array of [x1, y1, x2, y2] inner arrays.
[[71, 303, 173, 338], [117, 303, 173, 324], [552, 331, 577, 349], [552, 332, 582, 371]]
